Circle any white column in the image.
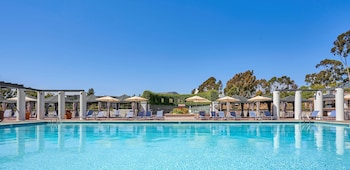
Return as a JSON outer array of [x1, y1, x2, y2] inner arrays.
[[335, 88, 344, 121], [58, 91, 65, 119], [79, 91, 86, 120], [273, 91, 280, 120], [316, 91, 323, 117], [37, 91, 45, 120], [16, 88, 26, 121], [295, 91, 302, 120], [336, 126, 344, 155]]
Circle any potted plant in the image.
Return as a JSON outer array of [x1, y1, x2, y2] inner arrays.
[[25, 112, 31, 120], [65, 110, 72, 119]]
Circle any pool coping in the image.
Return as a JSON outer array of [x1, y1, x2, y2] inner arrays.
[[1, 118, 350, 127]]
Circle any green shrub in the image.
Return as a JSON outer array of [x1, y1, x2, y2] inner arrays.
[[171, 107, 189, 114]]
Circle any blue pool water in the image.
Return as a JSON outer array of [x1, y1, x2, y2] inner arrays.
[[0, 123, 349, 169]]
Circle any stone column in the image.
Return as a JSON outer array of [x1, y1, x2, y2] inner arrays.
[[294, 91, 302, 120], [335, 88, 344, 121], [316, 91, 323, 117], [79, 91, 86, 120], [273, 91, 280, 120], [37, 91, 45, 120], [16, 88, 26, 121], [58, 91, 65, 119]]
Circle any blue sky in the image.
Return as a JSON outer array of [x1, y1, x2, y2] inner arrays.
[[1, 0, 349, 96]]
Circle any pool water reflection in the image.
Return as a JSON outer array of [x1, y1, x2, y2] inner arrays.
[[0, 123, 349, 169]]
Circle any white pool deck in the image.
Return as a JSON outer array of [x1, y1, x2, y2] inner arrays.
[[1, 115, 350, 126]]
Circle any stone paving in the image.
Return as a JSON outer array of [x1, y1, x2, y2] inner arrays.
[[1, 115, 350, 126]]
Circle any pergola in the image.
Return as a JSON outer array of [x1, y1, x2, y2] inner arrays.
[[0, 81, 86, 121]]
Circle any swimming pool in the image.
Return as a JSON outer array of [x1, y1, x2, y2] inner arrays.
[[0, 122, 349, 169]]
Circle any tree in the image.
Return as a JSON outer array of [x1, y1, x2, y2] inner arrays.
[[0, 88, 14, 99], [305, 59, 347, 87], [87, 88, 95, 96], [267, 76, 297, 98], [193, 77, 221, 94], [331, 30, 350, 82], [224, 70, 258, 97], [26, 90, 37, 98], [45, 92, 54, 98]]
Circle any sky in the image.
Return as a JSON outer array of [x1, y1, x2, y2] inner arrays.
[[1, 0, 350, 96]]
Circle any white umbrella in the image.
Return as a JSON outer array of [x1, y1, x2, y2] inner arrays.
[[247, 96, 272, 115], [217, 96, 240, 103], [217, 96, 240, 115], [96, 96, 120, 118], [186, 96, 211, 113], [185, 96, 211, 103], [124, 96, 148, 102], [124, 96, 148, 115], [344, 94, 350, 100]]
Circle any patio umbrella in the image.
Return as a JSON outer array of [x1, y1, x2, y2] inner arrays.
[[185, 96, 211, 113], [124, 96, 148, 115], [217, 96, 240, 103], [96, 96, 120, 118], [344, 94, 350, 100], [124, 96, 148, 102], [217, 96, 240, 115], [248, 96, 272, 115]]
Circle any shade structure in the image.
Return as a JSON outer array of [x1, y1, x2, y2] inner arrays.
[[217, 96, 240, 115], [124, 96, 148, 102], [185, 96, 211, 103], [281, 95, 311, 102], [96, 96, 120, 118], [217, 96, 240, 103], [124, 96, 148, 116], [186, 96, 210, 114], [248, 96, 272, 116], [6, 96, 37, 102], [45, 95, 77, 103]]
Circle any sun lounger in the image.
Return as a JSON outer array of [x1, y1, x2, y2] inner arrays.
[[155, 110, 164, 120], [126, 111, 134, 119], [210, 111, 217, 119], [228, 111, 240, 120], [218, 111, 226, 120], [113, 110, 121, 118], [144, 111, 153, 120], [249, 111, 261, 120], [137, 111, 145, 119], [326, 110, 336, 120], [198, 111, 207, 120], [85, 110, 94, 119], [95, 111, 106, 119], [3, 109, 13, 118], [307, 110, 320, 120], [262, 110, 274, 120]]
